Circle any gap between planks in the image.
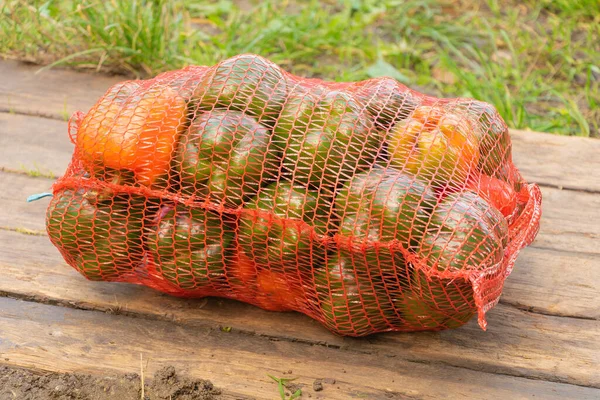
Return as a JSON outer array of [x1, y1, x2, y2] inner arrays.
[[0, 299, 599, 398], [0, 232, 599, 391], [1, 168, 599, 322], [0, 107, 68, 122], [0, 221, 597, 323], [497, 299, 598, 321], [2, 110, 600, 194]]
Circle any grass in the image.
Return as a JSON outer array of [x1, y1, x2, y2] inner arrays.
[[268, 374, 302, 400], [13, 226, 46, 236], [18, 163, 57, 179], [1, 0, 598, 136]]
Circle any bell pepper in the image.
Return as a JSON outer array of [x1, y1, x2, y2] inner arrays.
[[395, 191, 509, 330], [176, 110, 280, 207], [314, 253, 393, 336], [77, 81, 187, 187], [458, 100, 512, 176], [336, 167, 437, 250], [254, 269, 304, 311], [46, 188, 145, 281], [420, 191, 509, 273], [399, 278, 475, 330], [193, 54, 287, 124], [272, 89, 381, 189], [353, 77, 418, 130], [156, 65, 208, 102], [388, 105, 479, 188], [227, 247, 258, 287], [145, 205, 233, 290], [238, 182, 329, 274], [466, 173, 517, 218], [493, 160, 525, 195], [330, 168, 439, 333]]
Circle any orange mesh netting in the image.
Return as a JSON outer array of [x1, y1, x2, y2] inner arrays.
[[45, 54, 542, 336]]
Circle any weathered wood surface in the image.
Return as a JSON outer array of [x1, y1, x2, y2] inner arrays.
[[2, 297, 599, 400], [511, 129, 600, 192], [0, 112, 72, 177], [500, 246, 600, 319], [1, 60, 600, 397], [1, 229, 599, 389], [0, 60, 121, 120]]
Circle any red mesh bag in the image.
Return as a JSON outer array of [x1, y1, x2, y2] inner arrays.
[[45, 54, 542, 336]]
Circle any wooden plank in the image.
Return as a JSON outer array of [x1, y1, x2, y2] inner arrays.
[[371, 306, 600, 388], [0, 173, 52, 233], [0, 60, 122, 120], [0, 113, 72, 177], [1, 297, 598, 400], [2, 165, 598, 254], [511, 129, 600, 192], [501, 246, 600, 319], [0, 230, 599, 389], [533, 186, 600, 254], [0, 60, 599, 191], [1, 171, 599, 318], [0, 166, 600, 254]]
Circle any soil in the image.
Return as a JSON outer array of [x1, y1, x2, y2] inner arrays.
[[0, 365, 222, 400]]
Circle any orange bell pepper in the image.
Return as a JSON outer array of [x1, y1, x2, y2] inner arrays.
[[229, 248, 258, 287], [255, 270, 303, 311], [77, 81, 186, 186]]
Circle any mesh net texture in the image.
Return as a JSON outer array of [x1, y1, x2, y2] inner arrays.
[[46, 54, 542, 336]]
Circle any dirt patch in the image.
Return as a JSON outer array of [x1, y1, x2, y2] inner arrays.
[[0, 365, 222, 400]]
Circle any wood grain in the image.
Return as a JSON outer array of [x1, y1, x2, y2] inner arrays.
[[1, 297, 598, 400], [501, 246, 600, 319], [511, 129, 600, 192], [0, 60, 122, 120], [0, 173, 53, 234], [532, 186, 600, 254], [0, 113, 72, 177], [0, 229, 599, 389]]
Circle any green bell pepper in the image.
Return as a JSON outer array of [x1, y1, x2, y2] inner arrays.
[[238, 182, 328, 273], [354, 77, 418, 130], [330, 168, 439, 332], [176, 109, 280, 207], [457, 100, 512, 177], [336, 167, 437, 249], [145, 205, 233, 290], [395, 191, 508, 330], [46, 189, 145, 281], [193, 54, 287, 124], [272, 89, 381, 189], [420, 191, 509, 272], [314, 252, 393, 336], [399, 277, 475, 330]]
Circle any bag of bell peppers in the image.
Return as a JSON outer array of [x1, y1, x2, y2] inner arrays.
[[44, 54, 542, 336]]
